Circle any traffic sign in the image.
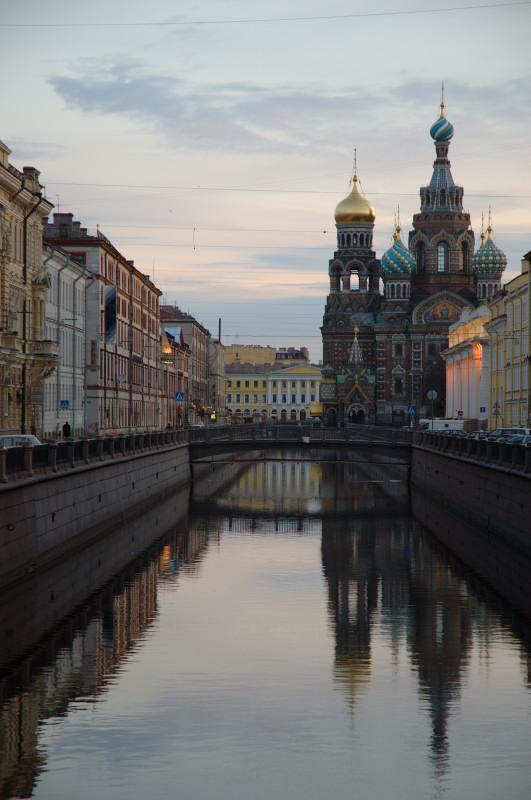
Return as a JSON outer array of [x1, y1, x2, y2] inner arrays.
[[60, 400, 69, 409], [427, 390, 437, 400], [407, 405, 415, 415], [458, 410, 463, 417], [480, 407, 486, 413], [174, 392, 185, 401]]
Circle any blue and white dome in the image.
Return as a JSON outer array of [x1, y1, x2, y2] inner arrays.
[[472, 225, 507, 275], [381, 227, 415, 276], [430, 101, 454, 142]]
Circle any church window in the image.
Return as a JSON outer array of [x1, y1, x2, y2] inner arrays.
[[360, 234, 365, 246], [440, 189, 446, 206], [391, 284, 395, 298], [416, 242, 425, 271], [394, 343, 403, 358], [353, 234, 358, 246], [394, 378, 403, 393], [425, 190, 431, 206], [396, 284, 401, 298], [437, 242, 449, 272], [346, 234, 351, 247], [428, 343, 436, 357], [460, 241, 470, 271]]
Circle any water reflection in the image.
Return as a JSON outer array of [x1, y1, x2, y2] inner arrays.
[[0, 455, 529, 800]]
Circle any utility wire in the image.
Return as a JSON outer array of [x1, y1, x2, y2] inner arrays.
[[2, 2, 529, 27]]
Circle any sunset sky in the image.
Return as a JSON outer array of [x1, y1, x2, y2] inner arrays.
[[3, 0, 530, 361]]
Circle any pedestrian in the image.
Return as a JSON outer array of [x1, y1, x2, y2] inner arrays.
[[62, 420, 71, 439]]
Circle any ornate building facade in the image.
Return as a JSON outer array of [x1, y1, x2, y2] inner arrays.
[[0, 141, 58, 435], [320, 99, 506, 425]]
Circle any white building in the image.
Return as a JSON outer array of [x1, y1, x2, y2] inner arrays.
[[442, 305, 490, 429], [42, 244, 91, 439]]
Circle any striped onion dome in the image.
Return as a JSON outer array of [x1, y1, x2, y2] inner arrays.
[[430, 100, 454, 142], [380, 226, 415, 276], [472, 225, 507, 275]]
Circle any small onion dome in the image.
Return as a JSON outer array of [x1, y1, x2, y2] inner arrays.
[[472, 226, 507, 275], [334, 176, 376, 224], [430, 101, 454, 142], [380, 227, 415, 276]]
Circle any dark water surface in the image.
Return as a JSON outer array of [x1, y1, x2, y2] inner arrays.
[[1, 456, 530, 799]]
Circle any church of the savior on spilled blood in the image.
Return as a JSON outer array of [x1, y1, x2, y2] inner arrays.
[[320, 97, 508, 426]]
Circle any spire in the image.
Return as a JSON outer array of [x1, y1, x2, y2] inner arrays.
[[348, 327, 363, 366]]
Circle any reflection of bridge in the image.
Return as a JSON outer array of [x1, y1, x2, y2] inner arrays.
[[189, 424, 412, 462]]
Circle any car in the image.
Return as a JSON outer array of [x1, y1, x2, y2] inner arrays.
[[487, 427, 531, 442], [0, 434, 42, 448], [506, 434, 531, 446], [468, 431, 489, 439]]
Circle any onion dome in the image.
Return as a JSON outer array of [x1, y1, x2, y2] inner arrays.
[[334, 176, 375, 224], [380, 226, 415, 276], [472, 223, 507, 275], [430, 100, 454, 142]]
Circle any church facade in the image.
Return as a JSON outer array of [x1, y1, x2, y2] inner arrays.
[[320, 99, 506, 426]]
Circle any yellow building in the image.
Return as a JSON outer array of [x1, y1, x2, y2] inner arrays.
[[226, 362, 322, 421], [486, 251, 531, 429], [0, 141, 58, 435]]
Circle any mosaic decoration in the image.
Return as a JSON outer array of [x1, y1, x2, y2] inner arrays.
[[472, 228, 507, 275], [422, 301, 461, 322], [381, 231, 415, 276]]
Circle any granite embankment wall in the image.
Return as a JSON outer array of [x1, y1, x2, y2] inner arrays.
[[410, 444, 531, 616], [0, 441, 191, 591]]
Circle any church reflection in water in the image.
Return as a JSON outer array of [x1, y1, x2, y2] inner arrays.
[[0, 455, 529, 797]]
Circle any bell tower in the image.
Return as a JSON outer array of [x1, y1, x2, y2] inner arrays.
[[321, 158, 380, 373], [409, 92, 475, 303]]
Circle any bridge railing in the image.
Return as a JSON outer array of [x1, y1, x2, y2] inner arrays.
[[0, 428, 189, 484], [189, 423, 413, 447]]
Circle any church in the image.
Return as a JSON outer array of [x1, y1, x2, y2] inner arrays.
[[320, 97, 507, 426]]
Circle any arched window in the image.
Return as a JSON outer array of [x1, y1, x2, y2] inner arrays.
[[352, 233, 358, 246], [391, 284, 395, 298], [346, 233, 351, 247], [394, 378, 403, 394], [461, 241, 470, 272], [396, 284, 401, 298], [425, 190, 431, 207], [290, 409, 297, 420], [440, 189, 446, 206], [437, 242, 448, 272], [360, 234, 365, 246], [416, 242, 425, 271]]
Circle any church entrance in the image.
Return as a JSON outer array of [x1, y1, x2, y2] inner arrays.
[[326, 408, 337, 427], [348, 406, 365, 424]]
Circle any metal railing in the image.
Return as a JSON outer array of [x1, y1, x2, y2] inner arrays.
[[414, 430, 531, 474], [0, 429, 189, 484], [189, 423, 413, 447]]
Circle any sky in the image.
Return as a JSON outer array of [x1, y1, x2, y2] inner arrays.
[[3, 0, 530, 362]]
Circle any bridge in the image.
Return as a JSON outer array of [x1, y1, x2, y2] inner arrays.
[[189, 424, 413, 462]]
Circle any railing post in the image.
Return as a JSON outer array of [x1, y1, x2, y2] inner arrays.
[[48, 441, 58, 472], [66, 439, 75, 467], [81, 437, 90, 463], [23, 444, 34, 477], [0, 446, 7, 483], [96, 436, 104, 461]]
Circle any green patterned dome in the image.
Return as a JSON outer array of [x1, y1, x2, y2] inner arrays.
[[381, 227, 415, 276], [472, 225, 507, 275]]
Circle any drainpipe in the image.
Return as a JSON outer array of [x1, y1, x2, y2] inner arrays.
[[84, 270, 97, 434], [56, 255, 71, 436], [72, 262, 88, 437], [42, 245, 56, 439]]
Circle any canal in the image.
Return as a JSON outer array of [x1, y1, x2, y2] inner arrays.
[[1, 453, 530, 799]]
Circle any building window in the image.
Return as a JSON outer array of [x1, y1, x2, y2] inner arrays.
[[416, 242, 425, 271], [310, 381, 315, 389], [253, 381, 258, 387], [291, 394, 296, 403], [236, 380, 241, 387], [245, 381, 249, 387], [394, 378, 403, 394], [262, 381, 267, 388], [236, 393, 241, 403], [437, 242, 448, 272], [227, 394, 232, 403], [272, 393, 277, 403], [272, 381, 277, 388], [244, 393, 250, 403], [301, 394, 306, 403], [228, 380, 232, 388], [282, 381, 287, 388], [282, 394, 287, 403], [428, 343, 436, 357], [394, 343, 403, 358]]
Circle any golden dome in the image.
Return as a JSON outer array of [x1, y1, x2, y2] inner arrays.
[[334, 176, 376, 225]]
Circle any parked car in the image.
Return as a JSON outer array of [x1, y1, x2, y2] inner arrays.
[[468, 431, 489, 439], [0, 434, 42, 448], [505, 434, 531, 446], [487, 427, 531, 442]]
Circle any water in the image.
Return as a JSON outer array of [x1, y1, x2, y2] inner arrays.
[[1, 456, 530, 799]]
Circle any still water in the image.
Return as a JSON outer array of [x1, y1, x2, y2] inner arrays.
[[1, 455, 530, 800]]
